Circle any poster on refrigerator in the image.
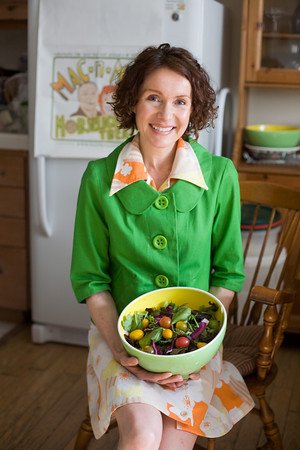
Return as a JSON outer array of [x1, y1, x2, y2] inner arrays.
[[34, 0, 164, 159], [50, 55, 132, 144]]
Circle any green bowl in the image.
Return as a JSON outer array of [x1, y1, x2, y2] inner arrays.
[[117, 287, 227, 379], [245, 124, 300, 148]]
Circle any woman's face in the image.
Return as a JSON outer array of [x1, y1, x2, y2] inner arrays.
[[134, 67, 192, 154]]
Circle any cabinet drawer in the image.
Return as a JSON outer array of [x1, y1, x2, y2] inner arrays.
[[0, 217, 25, 247], [0, 187, 25, 218], [0, 155, 25, 187], [0, 247, 27, 310]]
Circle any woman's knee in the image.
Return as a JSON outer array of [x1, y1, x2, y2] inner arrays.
[[115, 403, 163, 450]]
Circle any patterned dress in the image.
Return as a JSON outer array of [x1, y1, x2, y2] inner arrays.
[[87, 324, 254, 439]]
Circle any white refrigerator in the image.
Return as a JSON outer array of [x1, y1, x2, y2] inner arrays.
[[29, 0, 231, 345]]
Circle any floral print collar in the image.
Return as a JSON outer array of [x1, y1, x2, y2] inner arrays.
[[109, 134, 208, 196]]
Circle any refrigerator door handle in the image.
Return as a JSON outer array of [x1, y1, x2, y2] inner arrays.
[[37, 156, 52, 237], [214, 87, 232, 157]]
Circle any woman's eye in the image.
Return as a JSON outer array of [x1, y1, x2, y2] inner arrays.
[[147, 95, 160, 102], [175, 99, 187, 106]]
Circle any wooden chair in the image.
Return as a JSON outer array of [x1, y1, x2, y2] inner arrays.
[[74, 181, 300, 450]]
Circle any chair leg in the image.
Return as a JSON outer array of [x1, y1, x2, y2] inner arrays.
[[207, 438, 216, 450], [194, 438, 215, 450], [74, 409, 94, 450], [256, 392, 283, 450]]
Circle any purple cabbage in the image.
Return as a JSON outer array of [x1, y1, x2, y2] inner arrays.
[[165, 339, 175, 354], [166, 305, 173, 314], [190, 318, 209, 340], [152, 340, 162, 355]]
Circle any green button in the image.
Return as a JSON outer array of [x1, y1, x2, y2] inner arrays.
[[154, 195, 169, 210], [155, 274, 169, 288], [153, 235, 167, 250]]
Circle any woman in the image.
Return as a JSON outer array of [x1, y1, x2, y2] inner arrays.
[[71, 43, 254, 450]]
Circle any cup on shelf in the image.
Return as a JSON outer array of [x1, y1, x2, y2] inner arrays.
[[264, 8, 292, 33]]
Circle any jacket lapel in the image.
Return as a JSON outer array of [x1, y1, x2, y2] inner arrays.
[[106, 138, 213, 215]]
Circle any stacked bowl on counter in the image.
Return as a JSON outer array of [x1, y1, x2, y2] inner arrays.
[[244, 124, 300, 163]]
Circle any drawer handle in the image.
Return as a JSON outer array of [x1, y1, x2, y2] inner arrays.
[[0, 170, 6, 177]]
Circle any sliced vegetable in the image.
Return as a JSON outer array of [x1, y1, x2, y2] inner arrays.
[[190, 319, 209, 340]]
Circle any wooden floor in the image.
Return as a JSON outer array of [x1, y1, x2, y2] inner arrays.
[[0, 325, 299, 450]]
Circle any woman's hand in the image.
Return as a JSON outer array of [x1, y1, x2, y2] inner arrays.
[[87, 292, 201, 389], [116, 349, 185, 389]]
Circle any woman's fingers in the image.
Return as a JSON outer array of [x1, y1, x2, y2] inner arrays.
[[120, 355, 191, 387], [189, 373, 201, 381], [125, 364, 183, 385], [120, 355, 139, 366]]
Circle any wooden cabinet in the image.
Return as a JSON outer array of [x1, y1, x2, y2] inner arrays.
[[233, 0, 300, 332], [0, 0, 29, 321], [245, 0, 300, 86], [0, 0, 27, 24], [232, 0, 300, 189], [0, 150, 30, 316]]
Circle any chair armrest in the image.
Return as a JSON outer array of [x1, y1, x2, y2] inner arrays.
[[249, 286, 295, 306], [250, 286, 295, 380]]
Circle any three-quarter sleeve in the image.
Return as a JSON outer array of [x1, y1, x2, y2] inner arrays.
[[70, 161, 111, 302], [210, 159, 245, 292]]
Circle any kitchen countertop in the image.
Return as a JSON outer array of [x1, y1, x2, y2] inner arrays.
[[0, 132, 28, 150]]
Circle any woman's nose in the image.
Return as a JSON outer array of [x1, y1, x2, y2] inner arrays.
[[157, 102, 173, 119]]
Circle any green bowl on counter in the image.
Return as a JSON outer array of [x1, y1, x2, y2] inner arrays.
[[245, 124, 300, 148]]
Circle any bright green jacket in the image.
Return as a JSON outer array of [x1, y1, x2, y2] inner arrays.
[[70, 137, 245, 314]]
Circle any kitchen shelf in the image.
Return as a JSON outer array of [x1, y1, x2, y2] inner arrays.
[[237, 162, 300, 176], [0, 133, 28, 151], [245, 82, 300, 89], [263, 32, 300, 39]]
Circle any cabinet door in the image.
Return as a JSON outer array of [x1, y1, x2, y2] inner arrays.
[[246, 0, 300, 85], [0, 247, 27, 310]]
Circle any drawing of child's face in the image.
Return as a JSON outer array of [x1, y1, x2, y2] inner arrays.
[[98, 85, 116, 115]]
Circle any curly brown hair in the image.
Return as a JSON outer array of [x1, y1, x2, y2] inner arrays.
[[112, 43, 218, 140]]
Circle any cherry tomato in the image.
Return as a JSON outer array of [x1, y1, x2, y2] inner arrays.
[[197, 342, 207, 348], [129, 329, 144, 340], [142, 345, 154, 353], [142, 318, 149, 328], [175, 321, 188, 331], [162, 329, 173, 339], [159, 316, 172, 329], [175, 337, 190, 348]]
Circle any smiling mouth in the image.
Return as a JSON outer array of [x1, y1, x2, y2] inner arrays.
[[151, 124, 174, 133]]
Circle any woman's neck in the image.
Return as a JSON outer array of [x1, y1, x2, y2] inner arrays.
[[141, 142, 177, 190]]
